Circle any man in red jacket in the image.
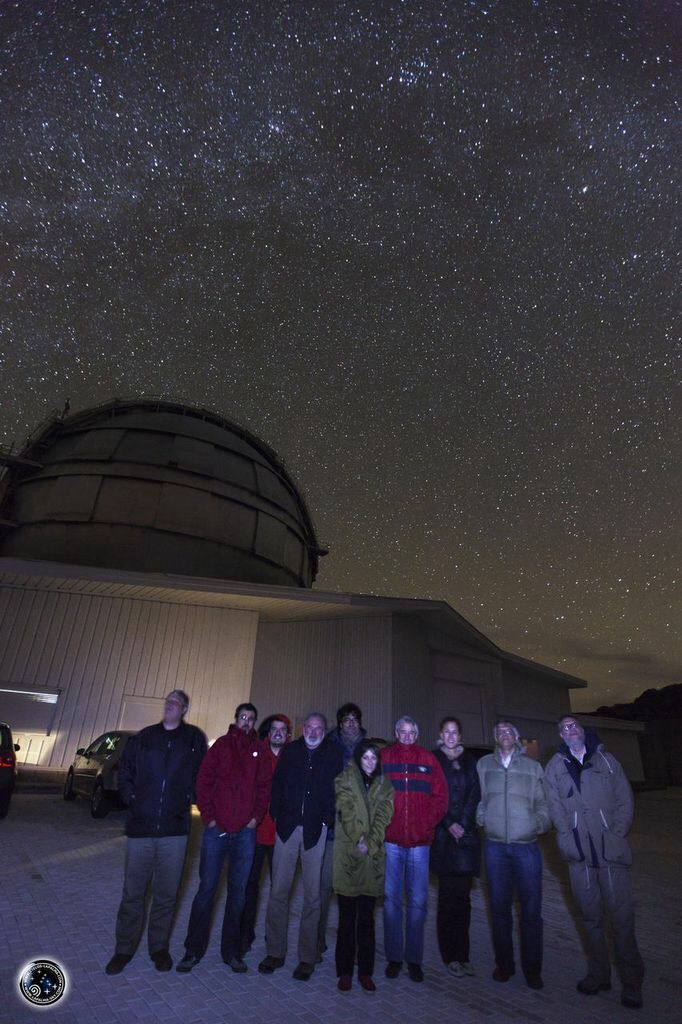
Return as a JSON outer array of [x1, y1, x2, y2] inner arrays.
[[380, 715, 447, 983], [176, 703, 272, 974]]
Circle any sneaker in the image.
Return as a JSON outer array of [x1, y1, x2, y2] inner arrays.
[[621, 987, 643, 1009], [385, 960, 402, 979], [447, 961, 466, 978], [176, 954, 200, 974], [461, 961, 476, 976], [525, 974, 544, 990], [407, 962, 424, 983], [292, 961, 315, 981], [151, 949, 172, 972], [359, 974, 376, 992], [224, 956, 248, 973], [492, 966, 515, 982], [337, 974, 352, 991], [258, 955, 285, 974], [105, 953, 132, 976], [577, 975, 611, 995]]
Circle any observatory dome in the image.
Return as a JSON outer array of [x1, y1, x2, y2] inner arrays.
[[0, 398, 323, 587]]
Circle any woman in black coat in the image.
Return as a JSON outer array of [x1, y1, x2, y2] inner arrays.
[[430, 716, 481, 977]]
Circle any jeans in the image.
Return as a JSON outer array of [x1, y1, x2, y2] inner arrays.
[[484, 840, 543, 977], [240, 842, 273, 952], [184, 824, 255, 961], [383, 842, 430, 965]]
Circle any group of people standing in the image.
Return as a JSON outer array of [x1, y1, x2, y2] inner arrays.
[[104, 692, 644, 1010]]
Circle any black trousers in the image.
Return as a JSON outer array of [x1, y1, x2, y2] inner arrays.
[[436, 873, 473, 964], [240, 842, 273, 949], [335, 893, 376, 977]]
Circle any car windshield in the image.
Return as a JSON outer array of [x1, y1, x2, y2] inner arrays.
[[0, 725, 11, 748]]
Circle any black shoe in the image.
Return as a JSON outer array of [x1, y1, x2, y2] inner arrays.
[[105, 953, 132, 976], [385, 961, 402, 979], [292, 961, 315, 981], [258, 955, 285, 974], [492, 966, 515, 982], [621, 987, 643, 1009], [151, 949, 172, 972], [176, 954, 200, 974], [407, 963, 424, 983], [577, 975, 611, 995], [225, 956, 248, 973], [525, 974, 544, 990]]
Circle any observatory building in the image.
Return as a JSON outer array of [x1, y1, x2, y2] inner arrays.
[[0, 398, 643, 777]]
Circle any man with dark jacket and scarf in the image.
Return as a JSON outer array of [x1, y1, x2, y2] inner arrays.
[[318, 702, 369, 956], [546, 716, 644, 1009], [258, 712, 343, 981], [177, 702, 272, 974], [105, 689, 207, 976]]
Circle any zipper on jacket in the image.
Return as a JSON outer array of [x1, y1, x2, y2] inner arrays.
[[156, 735, 172, 833], [504, 764, 509, 844]]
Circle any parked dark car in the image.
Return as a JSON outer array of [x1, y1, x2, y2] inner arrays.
[[63, 730, 136, 817], [0, 722, 20, 818]]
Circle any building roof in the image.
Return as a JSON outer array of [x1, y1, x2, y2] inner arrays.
[[0, 555, 587, 689]]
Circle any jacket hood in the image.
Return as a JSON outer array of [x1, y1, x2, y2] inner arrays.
[[226, 722, 259, 748], [558, 724, 602, 759]]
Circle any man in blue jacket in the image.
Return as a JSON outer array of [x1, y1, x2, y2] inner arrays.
[[105, 690, 207, 976]]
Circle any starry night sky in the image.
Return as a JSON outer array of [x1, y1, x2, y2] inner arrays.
[[1, 1, 679, 711]]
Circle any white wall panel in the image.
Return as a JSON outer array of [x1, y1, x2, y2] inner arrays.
[[250, 616, 392, 738], [0, 583, 259, 767]]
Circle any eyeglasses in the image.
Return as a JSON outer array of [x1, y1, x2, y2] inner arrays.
[[560, 721, 579, 732], [238, 713, 255, 722]]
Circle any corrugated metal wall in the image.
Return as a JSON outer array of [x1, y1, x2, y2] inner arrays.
[[0, 584, 259, 765], [250, 615, 393, 738]]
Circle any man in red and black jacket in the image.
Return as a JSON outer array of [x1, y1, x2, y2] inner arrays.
[[381, 715, 447, 983], [176, 703, 272, 974]]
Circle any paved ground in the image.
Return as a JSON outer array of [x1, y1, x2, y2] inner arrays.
[[1, 784, 680, 1024]]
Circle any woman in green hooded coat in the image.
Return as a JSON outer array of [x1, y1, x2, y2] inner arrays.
[[333, 738, 394, 992]]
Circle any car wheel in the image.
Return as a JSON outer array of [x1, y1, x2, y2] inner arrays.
[[90, 780, 110, 818], [0, 791, 10, 818], [63, 769, 77, 801]]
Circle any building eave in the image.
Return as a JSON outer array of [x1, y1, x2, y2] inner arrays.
[[0, 556, 586, 688]]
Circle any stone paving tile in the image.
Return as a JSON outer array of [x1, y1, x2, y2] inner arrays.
[[1, 788, 681, 1023]]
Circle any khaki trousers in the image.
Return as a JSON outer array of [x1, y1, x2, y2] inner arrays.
[[568, 861, 644, 990], [265, 825, 327, 964]]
